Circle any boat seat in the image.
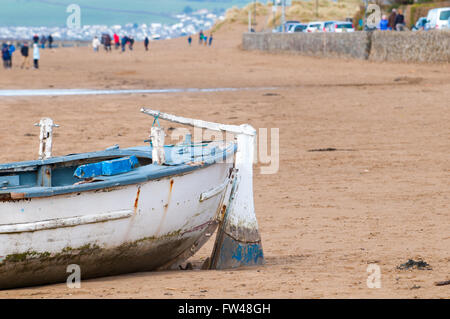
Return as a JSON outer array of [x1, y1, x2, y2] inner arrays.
[[73, 156, 139, 179]]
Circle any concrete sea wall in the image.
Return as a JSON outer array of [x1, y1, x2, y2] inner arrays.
[[242, 31, 450, 63]]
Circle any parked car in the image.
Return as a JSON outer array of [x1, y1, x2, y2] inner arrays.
[[287, 23, 306, 33], [326, 21, 355, 32], [323, 21, 335, 32], [411, 17, 428, 31], [284, 20, 300, 32], [306, 21, 325, 32], [273, 21, 301, 33], [426, 7, 450, 30], [292, 23, 308, 33], [287, 23, 300, 32]]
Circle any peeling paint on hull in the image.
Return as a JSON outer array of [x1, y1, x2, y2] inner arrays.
[[0, 162, 232, 289], [0, 225, 214, 289]]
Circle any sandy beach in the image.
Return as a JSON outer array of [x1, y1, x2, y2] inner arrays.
[[0, 23, 449, 298]]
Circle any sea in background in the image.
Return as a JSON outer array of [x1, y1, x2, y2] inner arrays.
[[0, 0, 250, 40], [0, 0, 250, 27]]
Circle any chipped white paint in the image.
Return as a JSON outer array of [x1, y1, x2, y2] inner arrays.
[[0, 162, 232, 260], [150, 126, 166, 165], [0, 209, 133, 234], [35, 118, 59, 160], [225, 131, 259, 240]]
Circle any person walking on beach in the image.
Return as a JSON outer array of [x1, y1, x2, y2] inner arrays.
[[388, 9, 397, 30], [121, 35, 128, 52], [199, 30, 204, 45], [129, 36, 135, 51], [33, 43, 40, 69], [101, 33, 111, 52], [144, 36, 149, 51], [8, 42, 15, 67], [92, 36, 101, 52], [208, 34, 213, 46], [104, 34, 112, 51], [20, 42, 30, 69], [188, 35, 192, 46], [2, 43, 11, 69], [40, 35, 47, 49], [113, 33, 120, 50], [33, 34, 39, 44], [48, 34, 53, 48]]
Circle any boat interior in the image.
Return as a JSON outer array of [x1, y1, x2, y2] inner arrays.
[[0, 139, 236, 200]]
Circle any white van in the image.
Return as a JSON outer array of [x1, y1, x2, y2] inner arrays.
[[426, 7, 450, 30]]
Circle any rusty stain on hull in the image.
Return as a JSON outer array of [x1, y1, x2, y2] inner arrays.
[[10, 193, 25, 200], [154, 179, 174, 236], [133, 186, 141, 215], [122, 186, 141, 242]]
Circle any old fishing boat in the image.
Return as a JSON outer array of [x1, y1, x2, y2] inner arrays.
[[0, 109, 264, 289]]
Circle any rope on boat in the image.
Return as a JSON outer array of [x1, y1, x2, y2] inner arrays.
[[152, 112, 161, 128]]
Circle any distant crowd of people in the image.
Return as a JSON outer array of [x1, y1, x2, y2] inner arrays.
[[33, 34, 54, 49], [92, 33, 141, 52], [188, 30, 213, 46], [3, 30, 215, 70], [1, 34, 48, 70], [92, 30, 214, 53]]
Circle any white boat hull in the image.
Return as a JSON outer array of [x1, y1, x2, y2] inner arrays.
[[0, 162, 232, 289]]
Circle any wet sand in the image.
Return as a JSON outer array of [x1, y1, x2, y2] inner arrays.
[[0, 24, 449, 298]]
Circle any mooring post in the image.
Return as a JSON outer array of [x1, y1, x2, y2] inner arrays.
[[35, 118, 59, 187], [35, 118, 59, 160]]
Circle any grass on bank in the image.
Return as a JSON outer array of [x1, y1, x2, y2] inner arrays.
[[212, 0, 361, 32]]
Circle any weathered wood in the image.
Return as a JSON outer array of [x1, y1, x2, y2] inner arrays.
[[35, 118, 59, 160], [150, 126, 166, 165], [141, 108, 256, 136]]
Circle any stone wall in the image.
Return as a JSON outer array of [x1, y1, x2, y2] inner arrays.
[[370, 31, 450, 63], [243, 32, 370, 59], [242, 31, 450, 63]]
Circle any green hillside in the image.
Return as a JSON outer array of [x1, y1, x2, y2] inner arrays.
[[0, 0, 251, 27]]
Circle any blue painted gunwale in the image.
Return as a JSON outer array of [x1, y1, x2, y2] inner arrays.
[[0, 143, 236, 199]]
